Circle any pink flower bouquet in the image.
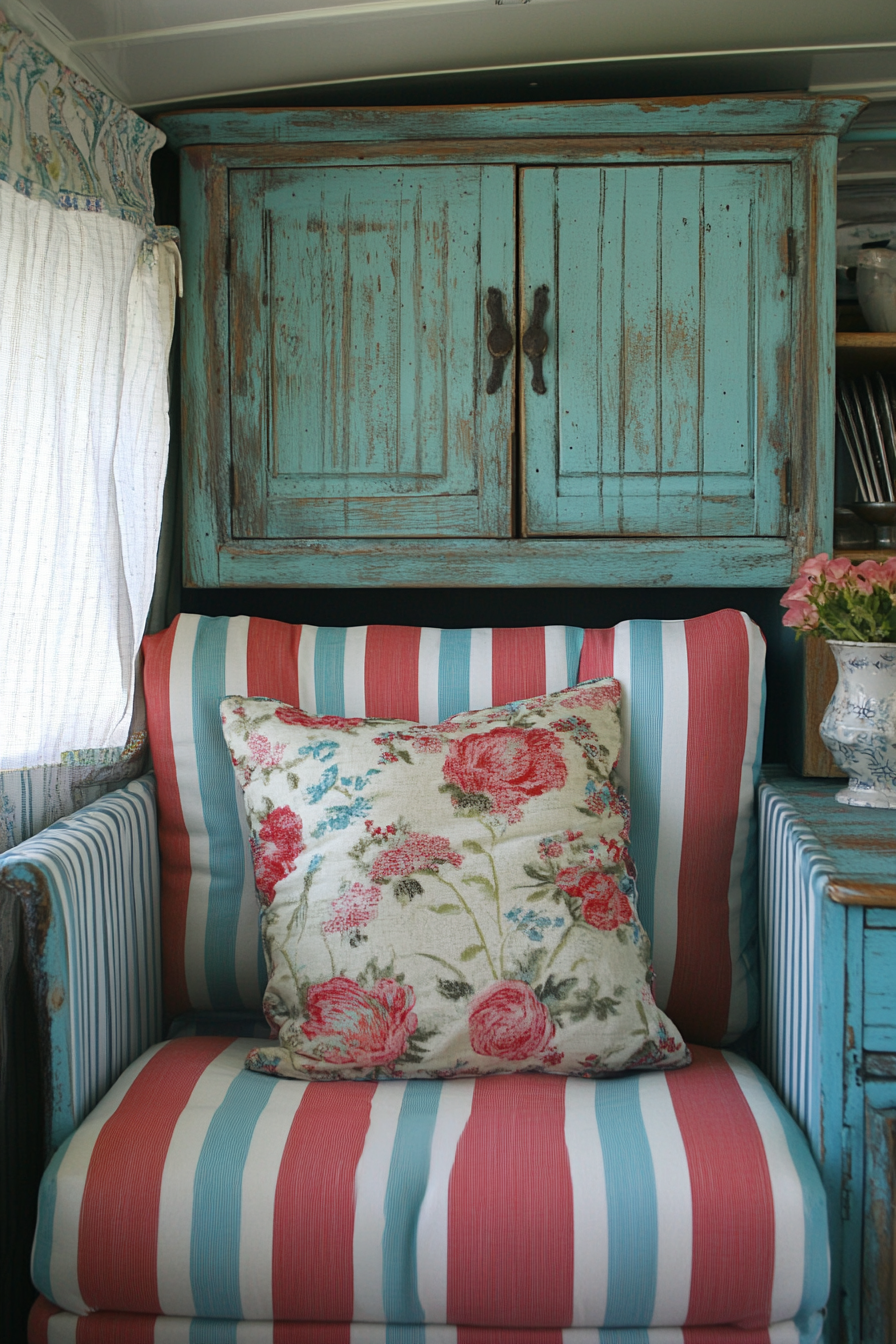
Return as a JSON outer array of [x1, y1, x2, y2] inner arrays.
[[781, 553, 896, 642]]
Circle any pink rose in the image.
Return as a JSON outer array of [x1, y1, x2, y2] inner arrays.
[[881, 558, 896, 589], [555, 866, 633, 930], [467, 980, 556, 1060], [322, 882, 382, 933], [369, 832, 463, 881], [301, 976, 417, 1066], [443, 727, 567, 822], [251, 805, 304, 906], [274, 705, 365, 729]]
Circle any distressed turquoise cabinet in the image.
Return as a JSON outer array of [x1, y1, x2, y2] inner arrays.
[[521, 164, 792, 538], [230, 165, 515, 539], [759, 773, 896, 1344], [158, 97, 862, 587]]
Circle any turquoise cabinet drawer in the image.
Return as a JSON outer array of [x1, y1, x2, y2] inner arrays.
[[864, 927, 896, 1053]]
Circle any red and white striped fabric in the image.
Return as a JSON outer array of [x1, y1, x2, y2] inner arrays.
[[143, 611, 765, 1044], [29, 1038, 826, 1340]]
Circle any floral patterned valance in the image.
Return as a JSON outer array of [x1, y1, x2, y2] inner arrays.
[[0, 23, 167, 235]]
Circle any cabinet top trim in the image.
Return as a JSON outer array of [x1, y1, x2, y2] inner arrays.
[[157, 95, 865, 148]]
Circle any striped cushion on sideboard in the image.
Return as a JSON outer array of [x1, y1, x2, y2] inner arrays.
[[143, 613, 764, 1044]]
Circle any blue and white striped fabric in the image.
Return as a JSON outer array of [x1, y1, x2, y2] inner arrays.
[[30, 1311, 824, 1344], [0, 774, 162, 1151], [757, 782, 837, 1152]]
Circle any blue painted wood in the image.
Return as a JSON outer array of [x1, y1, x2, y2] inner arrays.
[[213, 535, 796, 587], [522, 163, 792, 539], [173, 98, 852, 587], [758, 771, 896, 1344], [230, 164, 515, 539], [156, 97, 865, 149]]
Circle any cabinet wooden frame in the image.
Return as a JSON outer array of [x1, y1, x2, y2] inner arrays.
[[162, 98, 862, 588]]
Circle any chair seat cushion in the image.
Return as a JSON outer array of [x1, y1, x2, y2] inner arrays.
[[32, 1039, 826, 1333], [29, 1299, 825, 1344]]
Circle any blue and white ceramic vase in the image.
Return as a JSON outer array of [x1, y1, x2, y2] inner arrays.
[[820, 641, 896, 808]]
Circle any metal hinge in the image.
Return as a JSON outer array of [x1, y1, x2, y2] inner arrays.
[[841, 1184, 851, 1221], [786, 228, 797, 277]]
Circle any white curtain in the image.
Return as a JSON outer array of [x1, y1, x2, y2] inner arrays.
[[0, 23, 179, 779]]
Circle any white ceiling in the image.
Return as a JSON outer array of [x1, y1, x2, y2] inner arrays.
[[2, 0, 896, 111]]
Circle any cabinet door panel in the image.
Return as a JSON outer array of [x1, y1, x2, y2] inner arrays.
[[521, 164, 792, 537], [230, 165, 515, 539]]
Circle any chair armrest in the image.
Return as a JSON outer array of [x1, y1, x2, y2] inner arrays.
[[0, 774, 162, 1155]]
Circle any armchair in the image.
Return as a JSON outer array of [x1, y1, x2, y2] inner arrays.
[[3, 612, 833, 1343]]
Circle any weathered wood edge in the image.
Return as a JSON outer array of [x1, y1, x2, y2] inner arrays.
[[156, 97, 866, 148], [203, 536, 796, 587], [828, 881, 896, 909]]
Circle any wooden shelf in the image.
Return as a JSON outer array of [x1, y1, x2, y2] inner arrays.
[[836, 332, 896, 349]]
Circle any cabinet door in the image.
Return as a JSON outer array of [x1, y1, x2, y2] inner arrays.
[[520, 164, 792, 537], [230, 165, 515, 539]]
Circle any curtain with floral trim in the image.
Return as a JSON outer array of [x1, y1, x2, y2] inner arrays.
[[0, 22, 179, 844]]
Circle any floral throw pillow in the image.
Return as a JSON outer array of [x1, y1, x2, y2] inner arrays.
[[220, 681, 688, 1080]]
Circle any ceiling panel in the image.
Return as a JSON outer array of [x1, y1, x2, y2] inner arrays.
[[3, 0, 896, 109]]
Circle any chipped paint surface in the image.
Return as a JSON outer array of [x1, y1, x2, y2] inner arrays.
[[175, 99, 846, 585]]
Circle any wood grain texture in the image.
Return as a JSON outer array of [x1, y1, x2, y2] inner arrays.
[[156, 97, 865, 149], [829, 883, 896, 908], [521, 162, 791, 539], [206, 535, 796, 587], [229, 163, 515, 539], [173, 98, 851, 587], [180, 147, 230, 587], [863, 1092, 896, 1344], [799, 638, 847, 779]]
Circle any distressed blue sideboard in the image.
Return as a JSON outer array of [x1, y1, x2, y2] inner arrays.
[[157, 96, 863, 589], [759, 771, 896, 1344]]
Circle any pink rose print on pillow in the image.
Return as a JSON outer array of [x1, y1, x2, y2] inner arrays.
[[467, 980, 556, 1060], [322, 882, 382, 934], [250, 805, 304, 906], [555, 866, 633, 931], [247, 732, 285, 768], [442, 726, 567, 823], [559, 681, 620, 711], [301, 976, 418, 1066], [369, 832, 463, 880], [274, 705, 366, 730]]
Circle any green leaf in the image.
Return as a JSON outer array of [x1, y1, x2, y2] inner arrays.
[[428, 903, 461, 915], [462, 874, 496, 896], [396, 750, 413, 765], [525, 886, 553, 903], [460, 944, 485, 962], [523, 862, 553, 883], [437, 978, 474, 1000], [462, 839, 485, 854]]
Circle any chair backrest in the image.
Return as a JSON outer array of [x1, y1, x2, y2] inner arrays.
[[143, 610, 764, 1045]]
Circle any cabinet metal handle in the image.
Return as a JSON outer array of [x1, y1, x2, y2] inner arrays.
[[485, 287, 513, 395], [522, 285, 549, 395]]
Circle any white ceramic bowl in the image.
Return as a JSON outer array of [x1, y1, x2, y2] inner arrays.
[[857, 248, 896, 332]]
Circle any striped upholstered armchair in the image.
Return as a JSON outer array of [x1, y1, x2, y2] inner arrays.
[[6, 612, 831, 1343]]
